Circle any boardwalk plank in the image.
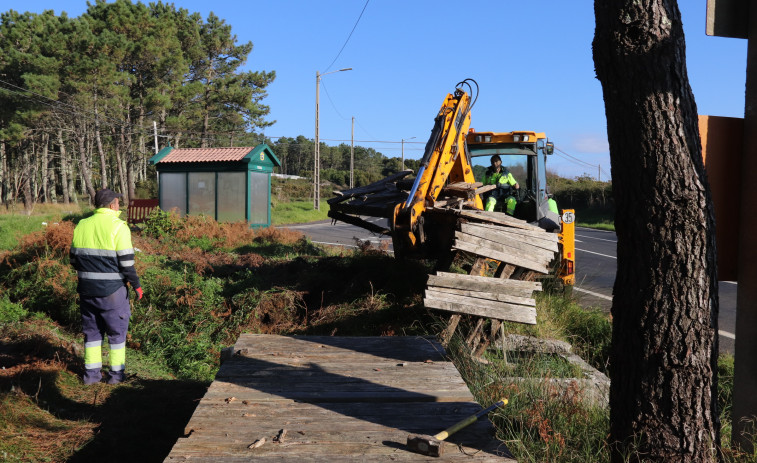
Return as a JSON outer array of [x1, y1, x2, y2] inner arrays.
[[164, 334, 514, 462]]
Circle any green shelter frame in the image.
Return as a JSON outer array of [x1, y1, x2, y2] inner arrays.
[[149, 144, 281, 228]]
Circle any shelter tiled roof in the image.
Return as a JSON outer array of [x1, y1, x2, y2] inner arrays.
[[157, 147, 256, 163]]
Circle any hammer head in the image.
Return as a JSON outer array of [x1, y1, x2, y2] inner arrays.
[[406, 434, 444, 457]]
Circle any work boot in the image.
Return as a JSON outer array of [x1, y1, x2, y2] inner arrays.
[[83, 369, 102, 385], [106, 370, 125, 385]]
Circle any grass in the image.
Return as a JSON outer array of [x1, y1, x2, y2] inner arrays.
[[271, 198, 330, 225], [573, 207, 615, 231], [0, 202, 87, 251], [0, 204, 749, 462]]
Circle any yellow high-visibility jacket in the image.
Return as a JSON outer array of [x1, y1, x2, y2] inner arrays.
[[70, 208, 141, 297]]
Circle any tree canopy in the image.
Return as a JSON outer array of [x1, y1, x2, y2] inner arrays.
[[0, 0, 275, 206]]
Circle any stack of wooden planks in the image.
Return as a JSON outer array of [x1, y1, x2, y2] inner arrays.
[[423, 209, 561, 354], [327, 170, 411, 218], [453, 220, 559, 275], [424, 272, 539, 325]]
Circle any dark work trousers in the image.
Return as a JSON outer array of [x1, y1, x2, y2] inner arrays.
[[80, 286, 131, 384]]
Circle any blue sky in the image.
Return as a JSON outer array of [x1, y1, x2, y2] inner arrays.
[[13, 1, 748, 179]]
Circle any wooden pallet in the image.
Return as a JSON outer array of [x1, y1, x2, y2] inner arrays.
[[426, 210, 559, 355], [164, 334, 515, 462]]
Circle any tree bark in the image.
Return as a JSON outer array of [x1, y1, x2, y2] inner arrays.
[[57, 129, 70, 205], [0, 141, 6, 207], [593, 1, 720, 461], [114, 125, 127, 201], [94, 103, 108, 189], [41, 132, 50, 203], [21, 145, 33, 213], [75, 126, 97, 203]]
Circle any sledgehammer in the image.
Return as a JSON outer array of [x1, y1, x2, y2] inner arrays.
[[406, 398, 508, 457]]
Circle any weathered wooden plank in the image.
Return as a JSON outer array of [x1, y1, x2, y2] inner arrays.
[[474, 320, 503, 357], [425, 289, 536, 314], [186, 400, 490, 420], [456, 230, 556, 266], [463, 220, 559, 241], [167, 433, 511, 462], [427, 285, 536, 307], [496, 262, 517, 279], [201, 388, 472, 404], [231, 335, 445, 361], [465, 318, 486, 350], [460, 222, 559, 252], [457, 209, 543, 231], [454, 239, 549, 274], [216, 360, 460, 377], [423, 291, 536, 325], [327, 202, 396, 218], [446, 181, 483, 191], [433, 197, 463, 208], [327, 170, 412, 204], [429, 271, 542, 293], [441, 314, 462, 345], [474, 184, 497, 196], [423, 296, 537, 325]]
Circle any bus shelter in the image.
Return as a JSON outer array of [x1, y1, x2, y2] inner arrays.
[[149, 144, 281, 227]]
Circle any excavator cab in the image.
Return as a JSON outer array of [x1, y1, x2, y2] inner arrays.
[[467, 130, 560, 231]]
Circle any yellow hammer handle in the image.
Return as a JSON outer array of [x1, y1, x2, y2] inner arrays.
[[433, 398, 508, 441]]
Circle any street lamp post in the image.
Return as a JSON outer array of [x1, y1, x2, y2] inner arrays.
[[314, 67, 352, 210], [401, 136, 416, 170]]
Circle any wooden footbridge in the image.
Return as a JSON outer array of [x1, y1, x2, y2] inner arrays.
[[164, 334, 515, 462]]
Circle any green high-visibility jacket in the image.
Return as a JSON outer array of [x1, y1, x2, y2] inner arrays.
[[483, 167, 517, 188], [70, 208, 141, 297]]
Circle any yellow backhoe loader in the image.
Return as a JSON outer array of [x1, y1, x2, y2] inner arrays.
[[328, 79, 574, 286]]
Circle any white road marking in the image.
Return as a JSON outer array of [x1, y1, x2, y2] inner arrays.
[[576, 248, 617, 259], [310, 241, 359, 248], [576, 234, 617, 243], [574, 287, 613, 301], [719, 330, 736, 340], [577, 227, 615, 234]]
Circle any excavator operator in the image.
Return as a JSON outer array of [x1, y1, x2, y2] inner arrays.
[[483, 154, 520, 214]]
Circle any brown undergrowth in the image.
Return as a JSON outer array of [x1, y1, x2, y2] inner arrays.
[[0, 212, 436, 462]]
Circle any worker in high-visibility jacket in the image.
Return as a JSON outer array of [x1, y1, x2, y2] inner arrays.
[[483, 155, 520, 214], [70, 188, 143, 385]]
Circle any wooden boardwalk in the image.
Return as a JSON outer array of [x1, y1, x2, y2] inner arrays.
[[164, 334, 515, 462]]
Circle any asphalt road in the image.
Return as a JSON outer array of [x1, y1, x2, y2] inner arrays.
[[573, 227, 736, 355], [284, 220, 737, 354]]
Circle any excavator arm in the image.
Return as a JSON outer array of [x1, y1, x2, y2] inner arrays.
[[392, 81, 481, 253]]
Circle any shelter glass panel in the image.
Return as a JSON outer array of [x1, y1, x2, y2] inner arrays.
[[217, 172, 246, 222], [160, 172, 186, 217], [250, 172, 269, 225], [188, 172, 216, 217]]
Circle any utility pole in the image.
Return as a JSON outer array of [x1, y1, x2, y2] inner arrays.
[[314, 72, 321, 210], [350, 117, 355, 188], [153, 121, 158, 154], [314, 68, 352, 210], [402, 137, 415, 170], [598, 164, 601, 182]]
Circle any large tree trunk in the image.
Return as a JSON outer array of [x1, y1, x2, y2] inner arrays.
[[0, 141, 6, 207], [75, 127, 97, 203], [94, 103, 108, 189], [593, 1, 720, 461], [114, 126, 127, 202], [41, 132, 50, 203], [58, 129, 70, 205], [21, 146, 33, 214]]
